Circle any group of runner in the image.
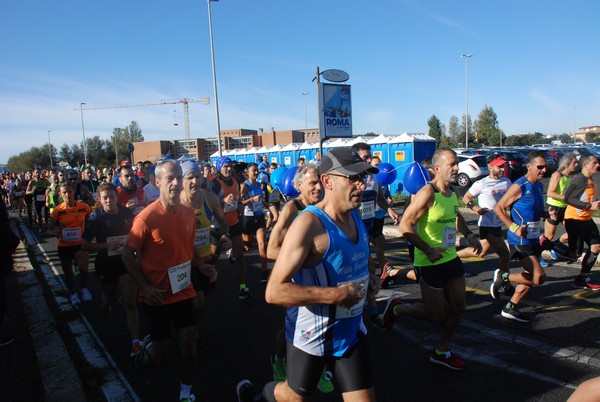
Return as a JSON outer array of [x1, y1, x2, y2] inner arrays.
[[6, 144, 600, 401]]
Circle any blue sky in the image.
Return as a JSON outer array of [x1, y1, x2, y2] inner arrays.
[[2, 0, 599, 164]]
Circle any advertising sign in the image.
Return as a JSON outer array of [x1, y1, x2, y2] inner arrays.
[[319, 83, 352, 139]]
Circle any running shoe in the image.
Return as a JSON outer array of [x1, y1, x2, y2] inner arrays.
[[501, 305, 530, 323], [489, 269, 504, 300], [540, 258, 549, 268], [236, 379, 254, 402], [129, 341, 142, 358], [573, 276, 600, 291], [239, 287, 251, 300], [270, 353, 287, 382], [69, 292, 81, 306], [135, 335, 152, 367], [0, 335, 15, 347], [549, 249, 559, 261], [429, 349, 466, 370], [380, 263, 398, 289], [180, 395, 195, 402], [80, 288, 92, 302], [317, 368, 334, 393], [381, 298, 401, 330]]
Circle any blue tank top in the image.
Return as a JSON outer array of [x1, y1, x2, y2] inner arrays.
[[507, 176, 545, 246], [242, 180, 264, 217], [359, 177, 378, 232], [285, 205, 369, 357]]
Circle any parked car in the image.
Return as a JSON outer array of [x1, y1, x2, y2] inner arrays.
[[456, 155, 489, 187]]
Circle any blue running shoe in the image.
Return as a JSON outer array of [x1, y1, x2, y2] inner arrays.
[[549, 249, 559, 260], [540, 258, 549, 268]]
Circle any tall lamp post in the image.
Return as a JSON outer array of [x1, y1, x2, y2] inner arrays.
[[47, 130, 53, 169], [461, 53, 472, 150], [207, 0, 222, 156], [302, 92, 308, 132], [79, 102, 88, 166]]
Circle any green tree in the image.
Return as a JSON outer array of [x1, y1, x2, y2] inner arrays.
[[7, 146, 49, 172], [447, 116, 460, 147], [427, 115, 443, 147], [559, 133, 573, 144], [111, 121, 144, 164], [474, 105, 504, 146]]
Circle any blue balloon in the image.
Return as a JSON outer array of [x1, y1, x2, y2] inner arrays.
[[403, 162, 430, 195], [270, 166, 288, 189], [374, 163, 397, 186], [281, 166, 300, 197]]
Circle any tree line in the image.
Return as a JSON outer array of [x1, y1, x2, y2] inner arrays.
[[7, 121, 144, 172], [427, 105, 574, 148]]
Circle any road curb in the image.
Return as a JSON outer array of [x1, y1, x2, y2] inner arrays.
[[14, 219, 139, 402], [11, 220, 86, 401]]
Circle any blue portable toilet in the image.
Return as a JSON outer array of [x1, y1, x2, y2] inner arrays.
[[387, 133, 436, 196], [280, 143, 302, 167], [367, 134, 394, 163], [298, 142, 319, 163]]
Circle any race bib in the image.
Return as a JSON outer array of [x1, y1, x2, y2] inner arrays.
[[268, 191, 280, 203], [194, 228, 210, 248], [168, 261, 191, 294], [442, 226, 456, 247], [359, 201, 375, 220], [252, 200, 263, 213], [526, 221, 541, 239], [106, 235, 128, 256], [62, 227, 82, 242], [224, 198, 238, 212], [36, 194, 45, 202], [335, 275, 369, 319]]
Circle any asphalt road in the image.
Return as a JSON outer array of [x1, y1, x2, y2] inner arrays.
[[7, 173, 600, 402]]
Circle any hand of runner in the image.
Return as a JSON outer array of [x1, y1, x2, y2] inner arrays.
[[200, 263, 218, 283], [426, 247, 443, 263], [142, 285, 167, 305], [477, 207, 489, 215], [336, 283, 363, 309], [516, 225, 528, 238], [368, 273, 382, 295], [468, 237, 483, 255]]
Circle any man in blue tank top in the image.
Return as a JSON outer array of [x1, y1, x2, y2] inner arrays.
[[493, 151, 548, 323], [236, 147, 381, 402]]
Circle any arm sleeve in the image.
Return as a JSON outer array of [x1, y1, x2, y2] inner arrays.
[[564, 175, 590, 209]]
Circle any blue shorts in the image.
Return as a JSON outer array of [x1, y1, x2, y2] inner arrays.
[[415, 256, 465, 290]]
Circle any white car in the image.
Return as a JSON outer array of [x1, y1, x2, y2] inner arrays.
[[456, 155, 489, 187]]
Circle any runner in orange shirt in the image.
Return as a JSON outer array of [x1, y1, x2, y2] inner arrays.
[[122, 160, 217, 402], [48, 183, 92, 306]]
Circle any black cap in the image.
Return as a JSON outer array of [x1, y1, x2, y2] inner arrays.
[[319, 147, 379, 176]]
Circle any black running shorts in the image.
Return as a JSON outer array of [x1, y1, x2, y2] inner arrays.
[[143, 298, 196, 342], [286, 337, 373, 397]]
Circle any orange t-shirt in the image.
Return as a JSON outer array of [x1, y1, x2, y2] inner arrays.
[[126, 200, 196, 305], [50, 201, 92, 247]]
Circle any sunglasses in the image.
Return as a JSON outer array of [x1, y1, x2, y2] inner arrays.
[[327, 172, 368, 185], [535, 165, 547, 170]]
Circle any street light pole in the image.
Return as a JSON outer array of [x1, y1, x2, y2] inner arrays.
[[47, 130, 53, 169], [461, 54, 472, 150], [207, 0, 222, 156], [79, 102, 88, 166], [302, 92, 308, 132]]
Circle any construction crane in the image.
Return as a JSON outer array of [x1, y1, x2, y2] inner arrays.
[[76, 97, 210, 139]]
